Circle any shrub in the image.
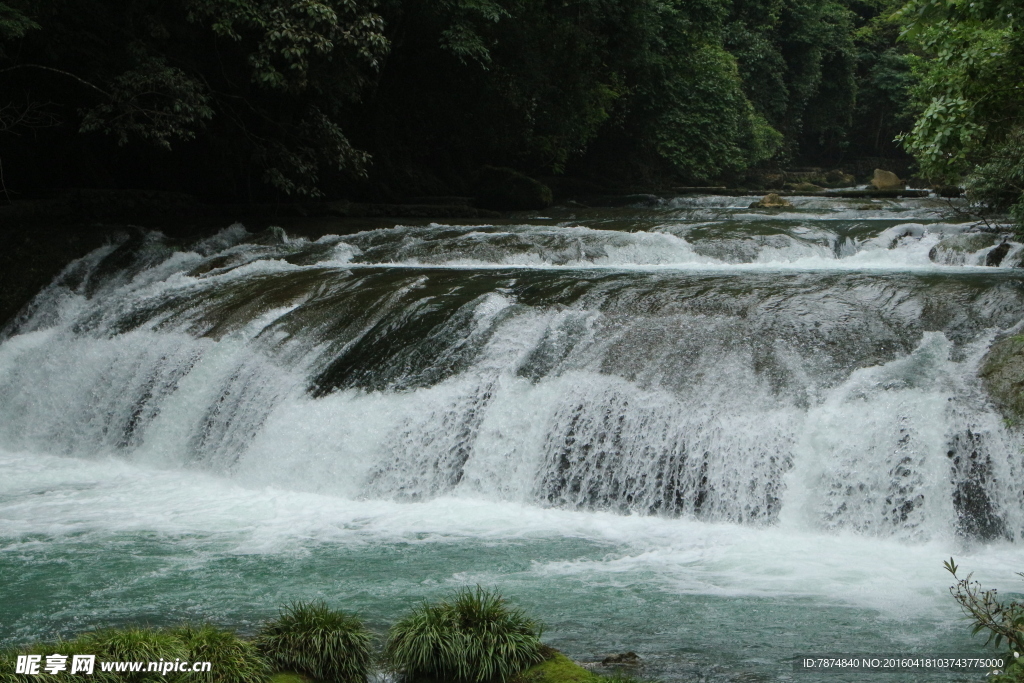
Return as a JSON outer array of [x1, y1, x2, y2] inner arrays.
[[384, 586, 545, 683], [256, 601, 372, 683]]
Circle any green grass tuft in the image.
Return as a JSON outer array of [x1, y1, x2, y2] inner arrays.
[[384, 586, 545, 683], [172, 624, 270, 683], [1, 627, 186, 683], [256, 601, 372, 683]]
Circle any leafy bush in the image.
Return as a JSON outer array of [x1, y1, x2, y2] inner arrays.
[[384, 586, 545, 683], [256, 601, 372, 683]]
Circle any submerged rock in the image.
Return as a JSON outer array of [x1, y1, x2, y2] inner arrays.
[[750, 193, 793, 209], [928, 233, 999, 265], [601, 652, 642, 666], [870, 168, 904, 190], [980, 334, 1024, 421], [474, 166, 553, 211]]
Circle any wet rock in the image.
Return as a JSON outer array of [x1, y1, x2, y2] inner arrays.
[[870, 169, 904, 190], [601, 652, 641, 666], [928, 233, 999, 265], [251, 225, 290, 245], [986, 242, 1011, 267], [935, 185, 964, 198], [947, 429, 1009, 540], [750, 193, 793, 209], [783, 182, 824, 193], [474, 166, 553, 211], [824, 169, 857, 187], [979, 334, 1024, 421]]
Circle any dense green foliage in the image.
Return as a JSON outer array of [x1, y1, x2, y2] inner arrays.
[[0, 0, 964, 199], [256, 601, 373, 683], [898, 0, 1024, 226], [384, 587, 544, 683]]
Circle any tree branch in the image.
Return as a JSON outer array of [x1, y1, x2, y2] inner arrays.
[[0, 64, 111, 99]]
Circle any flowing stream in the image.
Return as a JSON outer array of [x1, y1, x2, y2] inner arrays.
[[4, 195, 1024, 681]]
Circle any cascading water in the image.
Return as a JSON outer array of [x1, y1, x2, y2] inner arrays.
[[4, 195, 1024, 681]]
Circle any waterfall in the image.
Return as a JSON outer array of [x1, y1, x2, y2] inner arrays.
[[3, 197, 1024, 542]]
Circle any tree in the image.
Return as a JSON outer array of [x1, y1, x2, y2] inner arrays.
[[899, 0, 1024, 225], [0, 0, 388, 197]]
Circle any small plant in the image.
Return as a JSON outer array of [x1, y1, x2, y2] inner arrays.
[[384, 586, 545, 683], [944, 558, 1024, 680], [256, 601, 372, 683], [172, 625, 270, 683], [945, 558, 1024, 651]]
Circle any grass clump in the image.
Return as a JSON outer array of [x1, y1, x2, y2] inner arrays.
[[172, 625, 270, 683], [384, 586, 545, 683], [1, 627, 187, 683], [256, 601, 372, 683]]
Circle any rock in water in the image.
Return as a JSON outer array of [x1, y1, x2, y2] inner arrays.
[[987, 242, 1012, 267], [871, 169, 904, 190], [980, 335, 1024, 421], [750, 193, 793, 209], [474, 166, 553, 211], [601, 652, 641, 666], [783, 182, 824, 193], [928, 233, 999, 265], [824, 169, 857, 187]]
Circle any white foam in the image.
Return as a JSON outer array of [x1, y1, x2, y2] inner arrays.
[[3, 447, 1024, 621]]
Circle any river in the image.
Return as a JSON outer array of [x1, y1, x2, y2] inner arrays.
[[2, 195, 1024, 681]]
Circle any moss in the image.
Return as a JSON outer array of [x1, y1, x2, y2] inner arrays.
[[269, 673, 314, 683], [516, 652, 602, 683], [980, 334, 1024, 422]]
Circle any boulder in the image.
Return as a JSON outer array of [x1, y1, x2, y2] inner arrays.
[[824, 169, 857, 187], [870, 169, 904, 190], [928, 233, 999, 265], [750, 193, 793, 209], [980, 334, 1024, 421], [474, 166, 553, 211]]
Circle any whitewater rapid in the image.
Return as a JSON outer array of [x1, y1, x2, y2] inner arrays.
[[4, 195, 1024, 680]]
